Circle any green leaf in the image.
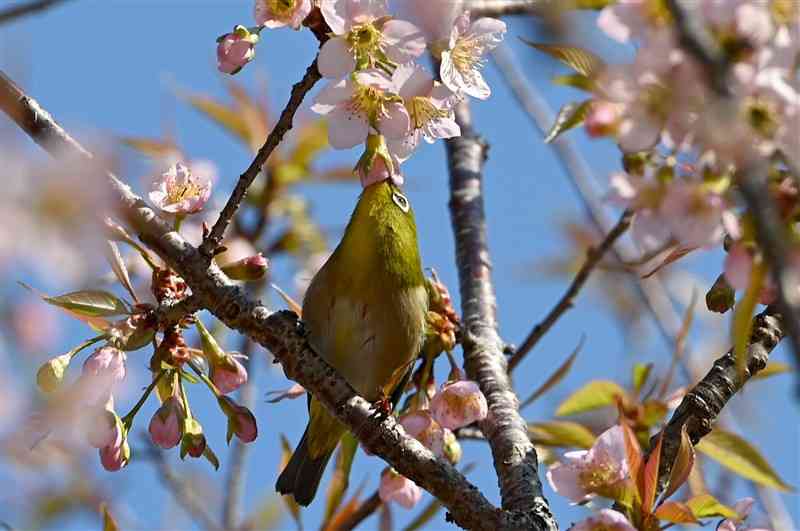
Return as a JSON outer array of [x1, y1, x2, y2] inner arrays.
[[571, 0, 615, 8], [632, 363, 653, 396], [555, 379, 626, 416], [521, 336, 582, 409], [120, 137, 180, 159], [544, 100, 592, 143], [185, 94, 255, 149], [203, 445, 220, 470], [654, 501, 698, 524], [752, 361, 793, 380], [697, 429, 793, 491], [528, 421, 596, 449], [45, 289, 128, 317], [732, 260, 765, 379], [522, 40, 605, 77], [101, 503, 119, 531], [552, 73, 594, 91], [641, 400, 668, 428], [323, 433, 359, 525], [105, 241, 138, 303], [686, 493, 739, 519]]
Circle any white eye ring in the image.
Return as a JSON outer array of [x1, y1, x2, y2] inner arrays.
[[392, 191, 410, 213]]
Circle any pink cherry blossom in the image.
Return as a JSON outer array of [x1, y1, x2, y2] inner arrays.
[[317, 0, 425, 79], [702, 1, 774, 49], [310, 69, 410, 149], [211, 355, 249, 394], [254, 0, 312, 30], [430, 380, 488, 430], [217, 26, 259, 75], [149, 395, 185, 449], [395, 0, 464, 44], [86, 405, 123, 449], [440, 11, 506, 100], [218, 396, 258, 443], [659, 181, 726, 248], [570, 509, 636, 531], [723, 243, 780, 305], [379, 468, 422, 509], [81, 346, 127, 403], [596, 0, 672, 44], [99, 437, 130, 472], [585, 100, 623, 138], [400, 410, 446, 457], [718, 497, 771, 531], [390, 63, 460, 162], [149, 162, 212, 215], [546, 425, 629, 503]]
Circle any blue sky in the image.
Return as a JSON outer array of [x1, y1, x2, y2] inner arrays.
[[1, 2, 797, 530]]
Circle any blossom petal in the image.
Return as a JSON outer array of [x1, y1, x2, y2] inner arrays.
[[318, 37, 356, 79], [382, 19, 426, 63], [546, 462, 588, 503], [327, 105, 369, 149], [311, 78, 352, 115], [393, 62, 434, 99], [378, 102, 411, 139]]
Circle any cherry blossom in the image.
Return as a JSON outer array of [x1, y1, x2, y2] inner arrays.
[[430, 379, 488, 430], [218, 396, 258, 443], [254, 0, 312, 30], [81, 346, 127, 404], [99, 436, 130, 472], [546, 425, 629, 503], [217, 26, 259, 75], [318, 0, 425, 78], [85, 397, 123, 449], [379, 468, 422, 509], [718, 497, 770, 531], [440, 11, 506, 100], [596, 0, 673, 44], [399, 410, 447, 457], [310, 69, 410, 149], [570, 509, 636, 531], [149, 162, 212, 215], [390, 63, 460, 162], [659, 181, 726, 248]]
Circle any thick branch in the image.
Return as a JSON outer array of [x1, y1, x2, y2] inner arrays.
[[0, 70, 543, 531], [509, 209, 633, 370], [665, 0, 800, 377], [0, 0, 70, 24], [444, 100, 557, 530], [199, 59, 321, 258], [654, 305, 785, 494]]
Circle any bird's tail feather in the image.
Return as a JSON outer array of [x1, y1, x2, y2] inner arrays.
[[276, 427, 335, 506]]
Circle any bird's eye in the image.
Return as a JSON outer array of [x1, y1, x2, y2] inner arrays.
[[392, 191, 410, 213]]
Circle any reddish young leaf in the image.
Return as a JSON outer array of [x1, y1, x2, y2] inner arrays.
[[661, 425, 695, 501], [621, 423, 643, 484], [653, 501, 698, 524], [641, 433, 663, 513]]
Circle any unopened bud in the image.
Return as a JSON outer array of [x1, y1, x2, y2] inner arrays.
[[354, 134, 401, 188], [443, 428, 462, 464], [217, 396, 258, 444], [706, 273, 736, 314], [220, 253, 269, 281], [180, 418, 207, 458], [36, 353, 71, 393]]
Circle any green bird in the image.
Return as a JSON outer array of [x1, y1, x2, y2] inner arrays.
[[276, 179, 428, 506]]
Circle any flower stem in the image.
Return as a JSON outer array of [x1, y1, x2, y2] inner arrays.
[[69, 334, 107, 360], [187, 359, 222, 398], [122, 370, 166, 429]]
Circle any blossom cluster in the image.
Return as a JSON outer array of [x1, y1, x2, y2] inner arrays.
[[557, 1, 800, 308], [217, 0, 507, 187]]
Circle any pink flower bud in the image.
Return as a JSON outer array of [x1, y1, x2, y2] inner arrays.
[[220, 253, 270, 281], [86, 403, 123, 449], [81, 346, 126, 403], [211, 355, 249, 394], [99, 437, 130, 472], [149, 396, 185, 449], [430, 380, 488, 430], [379, 468, 422, 509], [399, 410, 445, 457], [585, 100, 622, 137], [217, 25, 259, 75], [217, 396, 258, 443]]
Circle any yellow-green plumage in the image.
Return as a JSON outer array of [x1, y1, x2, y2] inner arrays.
[[276, 180, 428, 506]]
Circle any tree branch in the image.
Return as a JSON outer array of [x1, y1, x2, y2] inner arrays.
[[654, 305, 785, 495], [0, 0, 71, 25], [338, 491, 381, 531], [468, 0, 545, 18], [665, 0, 800, 378], [444, 100, 557, 530], [508, 209, 633, 371], [0, 69, 545, 531], [199, 59, 322, 258]]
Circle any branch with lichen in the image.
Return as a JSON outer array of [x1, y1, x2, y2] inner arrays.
[[0, 68, 550, 531], [444, 99, 557, 530]]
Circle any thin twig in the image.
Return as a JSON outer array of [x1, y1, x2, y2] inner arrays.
[[199, 59, 321, 258], [444, 98, 557, 530], [143, 437, 222, 531], [468, 0, 546, 17], [0, 70, 538, 531], [664, 0, 800, 378], [0, 0, 70, 24], [509, 209, 633, 371], [337, 491, 381, 531]]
